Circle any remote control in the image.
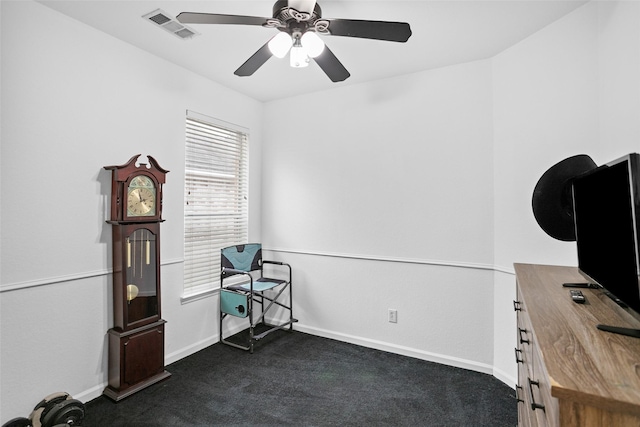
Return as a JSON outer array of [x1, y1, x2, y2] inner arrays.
[[570, 290, 586, 304]]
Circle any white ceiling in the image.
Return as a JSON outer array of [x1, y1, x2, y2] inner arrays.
[[37, 0, 588, 102]]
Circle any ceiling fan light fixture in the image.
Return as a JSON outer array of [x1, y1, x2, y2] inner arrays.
[[301, 31, 324, 58], [268, 32, 292, 58], [290, 37, 310, 68], [179, 0, 411, 81]]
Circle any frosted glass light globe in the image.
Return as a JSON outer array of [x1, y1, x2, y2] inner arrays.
[[268, 32, 293, 58], [290, 45, 309, 68], [301, 31, 324, 58]]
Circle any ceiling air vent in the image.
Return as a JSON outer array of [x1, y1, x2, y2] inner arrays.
[[143, 9, 199, 40]]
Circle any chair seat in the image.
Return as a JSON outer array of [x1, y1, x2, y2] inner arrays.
[[227, 277, 287, 292]]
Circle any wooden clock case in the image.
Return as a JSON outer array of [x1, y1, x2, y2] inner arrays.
[[103, 154, 171, 401]]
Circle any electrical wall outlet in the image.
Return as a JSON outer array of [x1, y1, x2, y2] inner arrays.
[[388, 309, 398, 323]]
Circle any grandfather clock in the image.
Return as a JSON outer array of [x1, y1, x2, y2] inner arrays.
[[103, 154, 171, 401]]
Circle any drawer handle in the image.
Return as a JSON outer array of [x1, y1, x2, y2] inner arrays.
[[513, 300, 522, 311], [514, 348, 523, 364], [528, 378, 546, 411], [515, 385, 524, 403], [519, 328, 530, 344]]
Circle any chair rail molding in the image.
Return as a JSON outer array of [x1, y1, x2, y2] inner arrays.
[[0, 258, 184, 293], [264, 247, 515, 275]]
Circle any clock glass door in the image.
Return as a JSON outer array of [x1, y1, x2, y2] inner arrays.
[[127, 175, 156, 218], [125, 228, 158, 324]]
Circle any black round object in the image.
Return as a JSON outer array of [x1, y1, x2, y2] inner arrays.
[[532, 154, 597, 241], [32, 394, 69, 427], [41, 400, 85, 427], [29, 392, 79, 427], [32, 392, 69, 412], [2, 417, 31, 427]]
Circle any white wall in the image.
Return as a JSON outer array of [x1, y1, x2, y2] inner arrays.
[[493, 2, 600, 271], [0, 0, 263, 419], [263, 62, 495, 265], [493, 0, 640, 271], [491, 2, 602, 385], [262, 61, 497, 371], [597, 1, 640, 156]]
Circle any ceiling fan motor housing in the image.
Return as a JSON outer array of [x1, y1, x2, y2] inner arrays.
[[272, 0, 325, 35]]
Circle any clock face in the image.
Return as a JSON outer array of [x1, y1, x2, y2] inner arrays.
[[127, 176, 156, 217]]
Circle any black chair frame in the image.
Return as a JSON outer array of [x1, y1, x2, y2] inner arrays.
[[219, 246, 296, 353]]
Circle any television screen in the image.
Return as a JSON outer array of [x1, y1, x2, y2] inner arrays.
[[572, 153, 640, 314]]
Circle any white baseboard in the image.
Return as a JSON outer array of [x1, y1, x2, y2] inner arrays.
[[165, 335, 219, 365], [74, 383, 108, 404], [492, 366, 516, 389], [293, 323, 501, 378]]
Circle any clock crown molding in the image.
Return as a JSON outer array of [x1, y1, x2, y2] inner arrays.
[[104, 154, 169, 184]]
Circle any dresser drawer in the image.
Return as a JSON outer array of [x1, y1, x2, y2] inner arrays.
[[531, 343, 559, 427], [516, 286, 542, 426], [515, 288, 534, 377], [517, 361, 536, 427]]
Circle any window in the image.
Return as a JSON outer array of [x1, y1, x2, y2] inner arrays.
[[183, 111, 249, 298]]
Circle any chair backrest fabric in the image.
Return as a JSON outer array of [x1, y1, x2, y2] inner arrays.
[[221, 244, 262, 275]]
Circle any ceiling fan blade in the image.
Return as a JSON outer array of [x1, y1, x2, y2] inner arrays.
[[325, 19, 412, 42], [234, 42, 274, 77], [176, 12, 270, 26], [313, 45, 350, 82]]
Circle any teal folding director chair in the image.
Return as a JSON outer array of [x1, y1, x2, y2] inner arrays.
[[219, 243, 297, 352]]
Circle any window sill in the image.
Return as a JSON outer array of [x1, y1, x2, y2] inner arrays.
[[181, 287, 220, 304]]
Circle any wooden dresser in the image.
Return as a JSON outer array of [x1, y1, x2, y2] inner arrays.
[[514, 263, 640, 427]]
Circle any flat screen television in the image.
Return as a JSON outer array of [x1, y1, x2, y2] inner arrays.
[[572, 153, 640, 337]]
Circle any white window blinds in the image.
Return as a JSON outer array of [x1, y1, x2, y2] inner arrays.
[[184, 111, 249, 297]]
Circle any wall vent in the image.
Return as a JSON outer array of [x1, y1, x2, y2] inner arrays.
[[143, 9, 199, 40]]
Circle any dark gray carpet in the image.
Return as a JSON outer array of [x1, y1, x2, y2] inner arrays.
[[84, 329, 516, 426]]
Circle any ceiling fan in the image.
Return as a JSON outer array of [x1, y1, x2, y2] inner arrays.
[[177, 0, 412, 82]]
